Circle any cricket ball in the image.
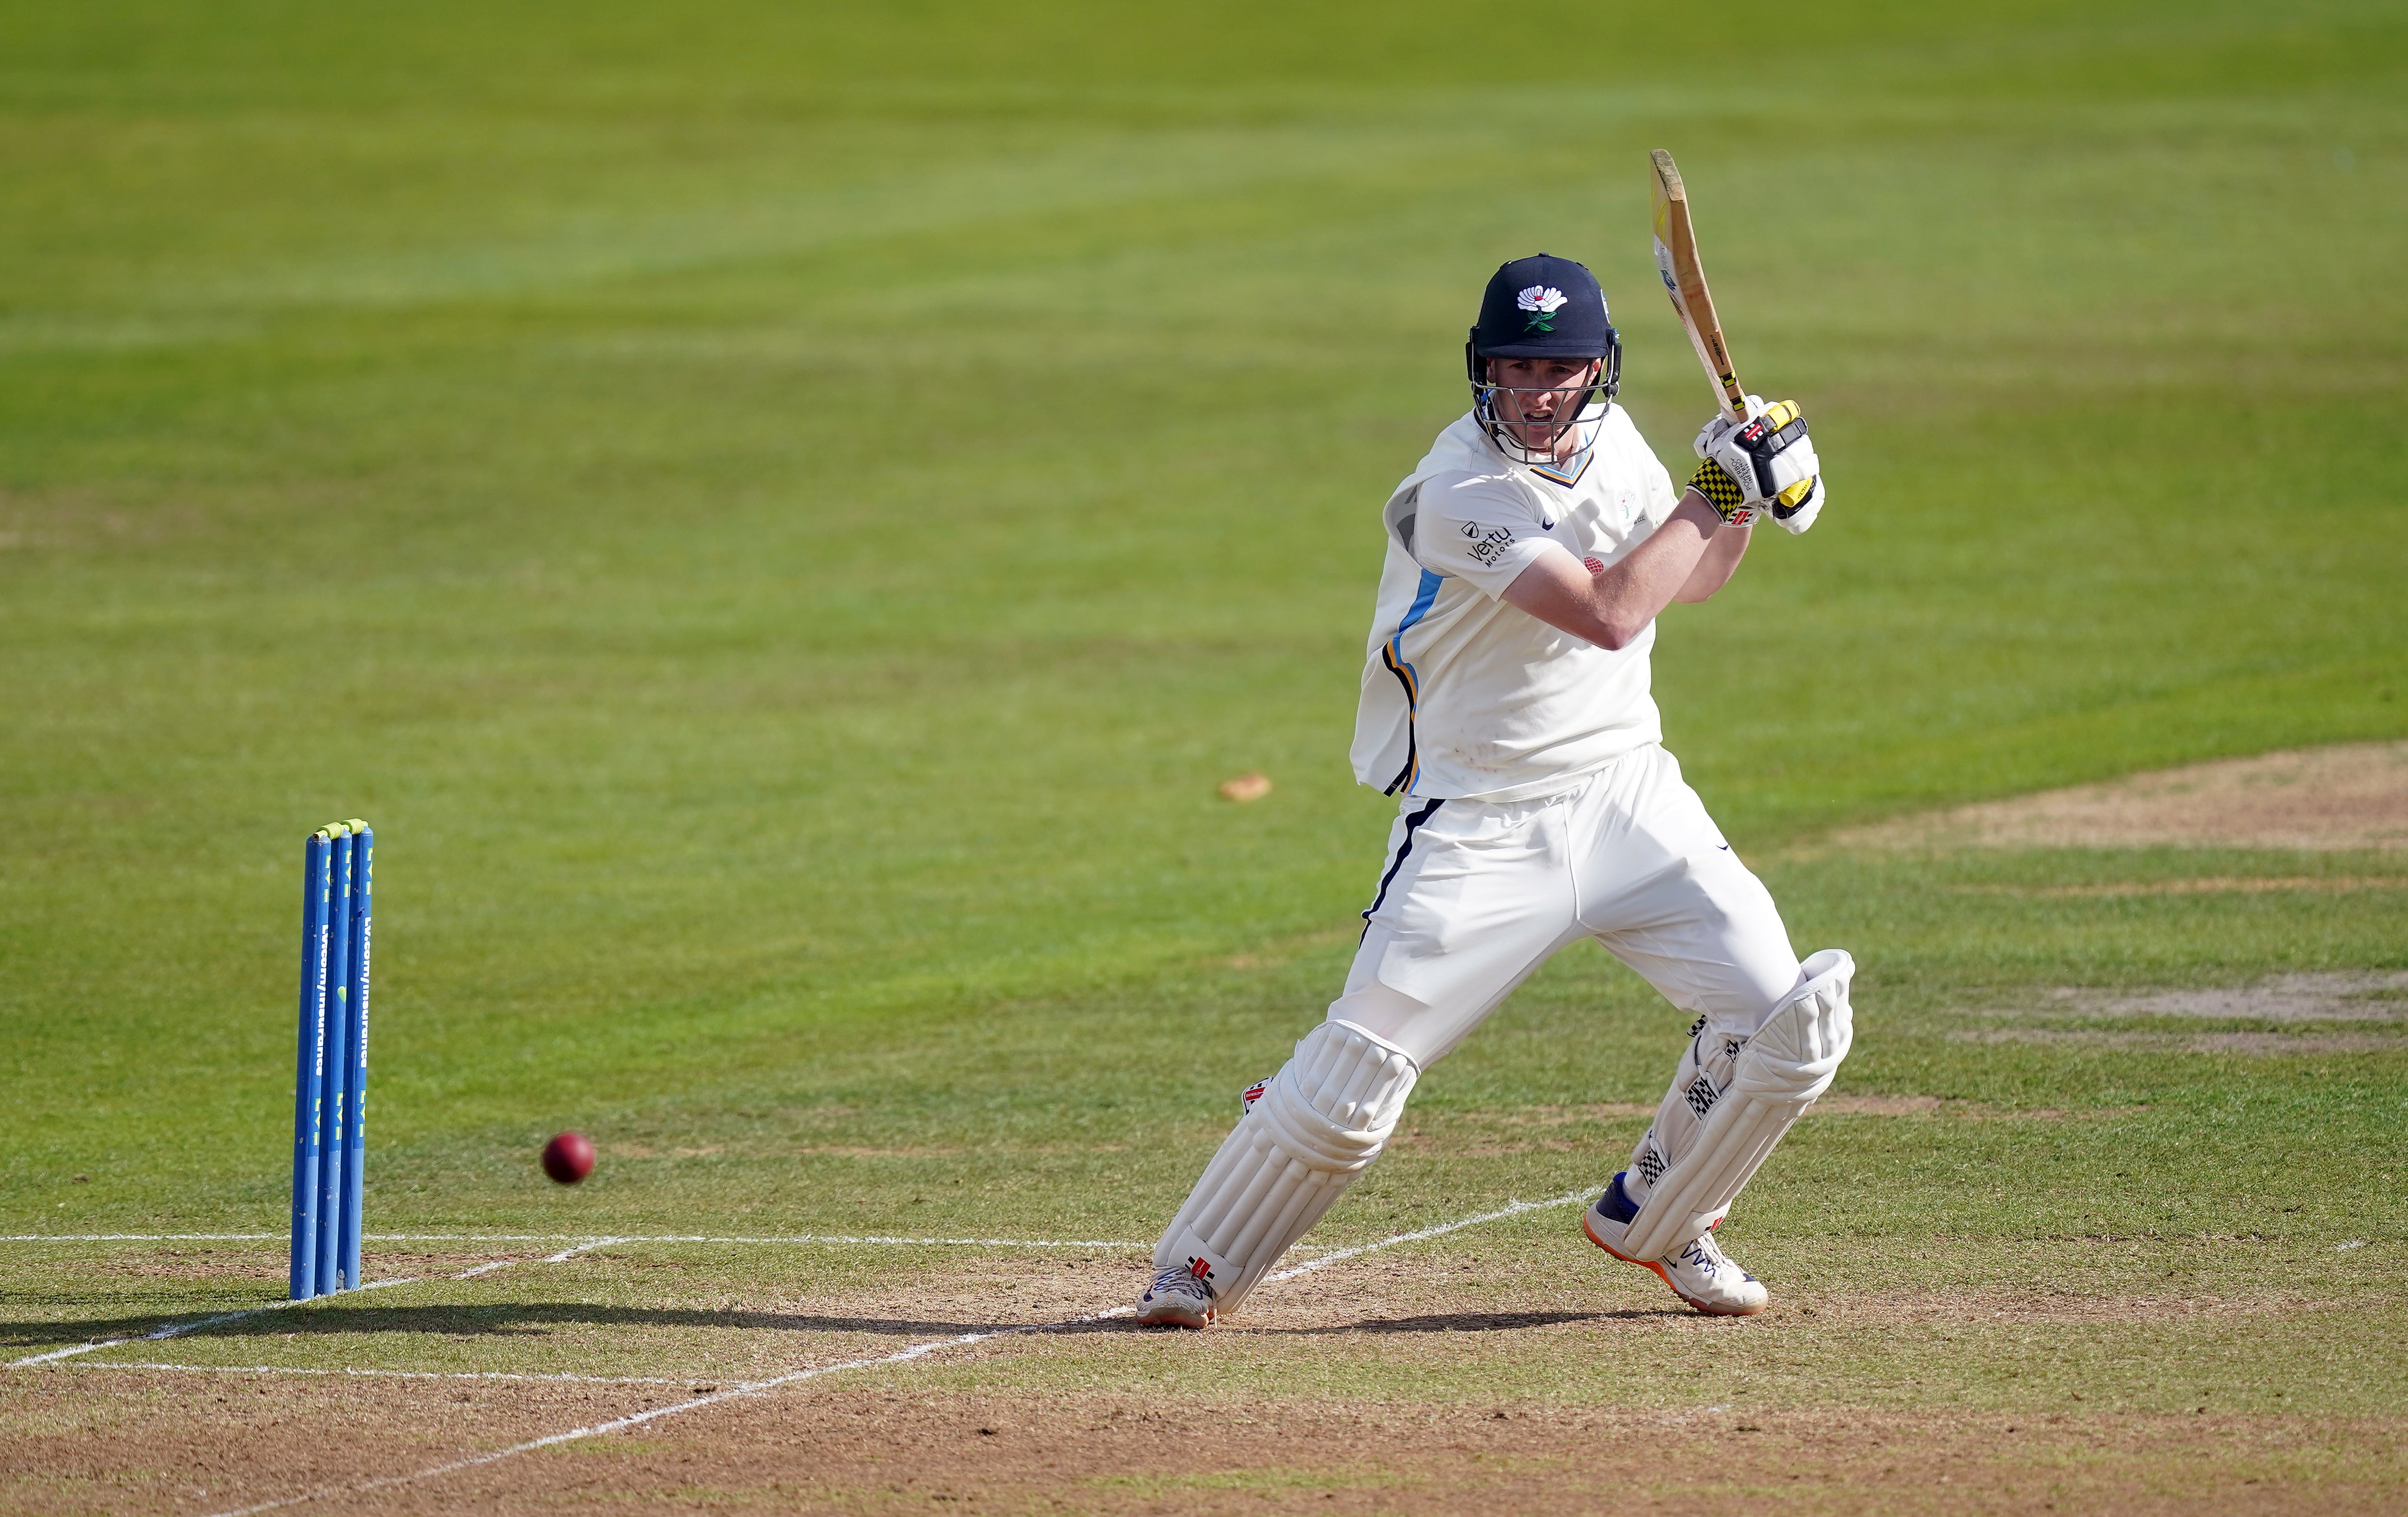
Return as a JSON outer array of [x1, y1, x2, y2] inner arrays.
[[541, 1131, 595, 1185]]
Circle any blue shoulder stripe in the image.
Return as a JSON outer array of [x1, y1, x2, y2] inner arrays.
[[1378, 569, 1445, 794], [1399, 568, 1442, 634]]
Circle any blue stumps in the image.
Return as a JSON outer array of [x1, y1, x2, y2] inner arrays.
[[338, 823, 372, 1292], [316, 828, 354, 1291], [287, 830, 333, 1300], [289, 820, 374, 1300]]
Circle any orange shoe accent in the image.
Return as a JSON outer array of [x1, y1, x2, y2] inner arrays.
[[1582, 1208, 1760, 1317]]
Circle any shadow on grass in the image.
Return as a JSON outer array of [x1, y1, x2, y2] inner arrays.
[[1, 1302, 1106, 1346], [3, 1303, 1676, 1351], [1244, 1309, 1685, 1334]]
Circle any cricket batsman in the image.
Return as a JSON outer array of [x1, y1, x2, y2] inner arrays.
[[1137, 254, 1853, 1325]]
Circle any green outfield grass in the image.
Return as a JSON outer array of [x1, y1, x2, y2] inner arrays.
[[2, 0, 2405, 1509]]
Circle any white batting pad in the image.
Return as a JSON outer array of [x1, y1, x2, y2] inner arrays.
[[1620, 949, 1854, 1262], [1153, 1019, 1420, 1315]]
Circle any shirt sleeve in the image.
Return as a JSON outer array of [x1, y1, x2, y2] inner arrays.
[[1410, 472, 1559, 600]]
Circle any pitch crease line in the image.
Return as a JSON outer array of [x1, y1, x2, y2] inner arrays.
[[8, 1238, 637, 1367], [194, 1187, 1575, 1516], [51, 1361, 700, 1386], [8, 1232, 1152, 1364], [0, 1234, 286, 1243], [6, 1276, 420, 1367], [2, 1231, 1148, 1249], [496, 1232, 1148, 1249], [1260, 1189, 1589, 1284], [202, 1319, 1136, 1517], [454, 1236, 628, 1279]]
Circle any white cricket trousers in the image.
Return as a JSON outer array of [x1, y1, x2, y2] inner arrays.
[[1142, 743, 1810, 1305], [1335, 742, 1803, 1072]]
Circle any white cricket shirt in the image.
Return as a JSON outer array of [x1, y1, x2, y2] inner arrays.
[[1350, 407, 1682, 802]]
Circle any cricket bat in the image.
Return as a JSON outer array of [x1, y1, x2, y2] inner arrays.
[[1649, 149, 1747, 423]]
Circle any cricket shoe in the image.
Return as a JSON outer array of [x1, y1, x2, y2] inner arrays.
[[1582, 1170, 1768, 1317], [1135, 1263, 1217, 1328]]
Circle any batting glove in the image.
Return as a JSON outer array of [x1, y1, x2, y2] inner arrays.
[[1688, 397, 1824, 534]]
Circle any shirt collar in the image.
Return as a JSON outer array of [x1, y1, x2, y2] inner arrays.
[[1525, 446, 1593, 489]]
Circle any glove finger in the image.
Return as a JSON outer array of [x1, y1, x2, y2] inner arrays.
[[1773, 478, 1823, 535]]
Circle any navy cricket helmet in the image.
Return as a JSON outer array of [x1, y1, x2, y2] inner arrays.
[[1465, 253, 1621, 465]]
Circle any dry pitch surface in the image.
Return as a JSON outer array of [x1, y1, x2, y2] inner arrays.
[[7, 1218, 2404, 1515], [8, 755, 2406, 1514], [1833, 742, 2408, 854]]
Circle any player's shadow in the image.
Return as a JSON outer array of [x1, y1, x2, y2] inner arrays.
[[0, 1304, 1071, 1346], [1260, 1308, 1685, 1334], [2, 1304, 1687, 1352]]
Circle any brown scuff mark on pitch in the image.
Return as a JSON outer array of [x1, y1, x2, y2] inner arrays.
[[1836, 740, 2408, 851], [1956, 1028, 2408, 1055], [1950, 971, 2408, 1052], [2017, 972, 2408, 1023]]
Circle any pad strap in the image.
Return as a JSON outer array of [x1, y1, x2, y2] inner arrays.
[[1621, 949, 1854, 1262]]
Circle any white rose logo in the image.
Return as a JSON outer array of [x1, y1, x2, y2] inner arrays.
[[1516, 285, 1569, 332]]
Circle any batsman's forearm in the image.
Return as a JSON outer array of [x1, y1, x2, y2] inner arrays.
[[1589, 495, 1726, 638], [1502, 497, 1722, 651], [1674, 498, 1750, 603]]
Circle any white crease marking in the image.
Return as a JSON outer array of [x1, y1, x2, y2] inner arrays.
[[188, 1187, 1574, 1515], [523, 1232, 1144, 1249], [8, 1237, 642, 1368], [1260, 1190, 1589, 1283], [0, 1234, 285, 1243], [7, 1277, 419, 1367], [454, 1237, 627, 1279], [48, 1360, 698, 1386], [203, 1313, 1139, 1517], [3, 1231, 1145, 1249]]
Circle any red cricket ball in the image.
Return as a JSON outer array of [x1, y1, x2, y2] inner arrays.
[[541, 1131, 595, 1185]]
